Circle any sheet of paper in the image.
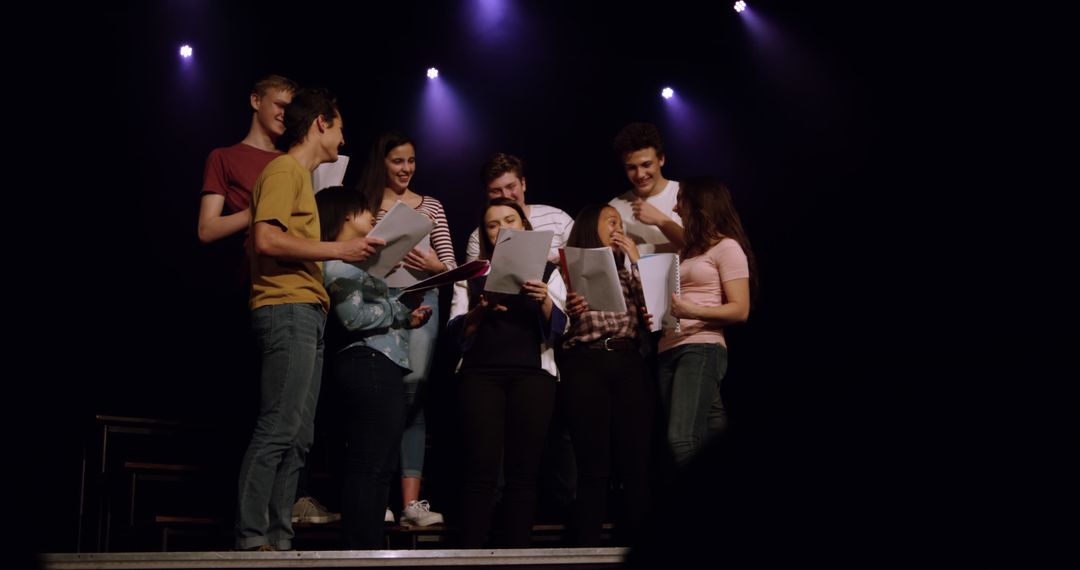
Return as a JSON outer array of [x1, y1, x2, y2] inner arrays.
[[484, 228, 554, 295], [355, 201, 434, 279], [312, 155, 349, 193], [562, 247, 627, 313], [638, 253, 680, 332], [383, 234, 430, 287], [400, 259, 491, 294]]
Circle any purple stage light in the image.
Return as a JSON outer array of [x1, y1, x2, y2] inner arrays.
[[662, 87, 674, 99], [734, 1, 747, 13], [417, 76, 474, 162], [179, 44, 193, 58], [427, 67, 439, 79], [660, 89, 733, 178], [466, 0, 522, 48]]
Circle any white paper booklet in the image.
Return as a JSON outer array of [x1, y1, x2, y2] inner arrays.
[[312, 155, 349, 193], [355, 201, 434, 279], [484, 228, 554, 295], [638, 253, 681, 332], [561, 247, 627, 313], [383, 234, 430, 287]]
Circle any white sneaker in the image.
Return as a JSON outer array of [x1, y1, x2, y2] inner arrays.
[[384, 507, 395, 523], [291, 496, 341, 524], [399, 500, 444, 527]]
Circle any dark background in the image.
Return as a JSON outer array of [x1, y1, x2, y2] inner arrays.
[[116, 0, 904, 422], [30, 0, 980, 560]]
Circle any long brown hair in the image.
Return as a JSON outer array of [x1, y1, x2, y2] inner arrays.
[[678, 177, 759, 300], [477, 198, 533, 261], [356, 130, 415, 214], [566, 204, 626, 268]]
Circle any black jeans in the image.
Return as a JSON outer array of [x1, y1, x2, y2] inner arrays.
[[458, 368, 556, 547], [557, 347, 653, 546], [332, 346, 405, 549]]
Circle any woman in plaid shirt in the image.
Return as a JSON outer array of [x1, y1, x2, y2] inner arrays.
[[557, 204, 654, 547]]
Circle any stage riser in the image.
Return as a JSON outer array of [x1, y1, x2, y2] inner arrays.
[[42, 548, 627, 570]]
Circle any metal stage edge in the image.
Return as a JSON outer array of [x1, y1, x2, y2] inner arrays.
[[40, 547, 629, 569]]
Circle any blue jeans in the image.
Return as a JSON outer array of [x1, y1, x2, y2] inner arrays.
[[235, 303, 325, 551], [657, 343, 728, 467], [401, 288, 438, 479]]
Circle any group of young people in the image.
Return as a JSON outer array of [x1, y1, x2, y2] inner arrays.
[[199, 75, 757, 552]]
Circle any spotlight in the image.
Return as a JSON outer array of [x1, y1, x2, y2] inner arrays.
[[427, 67, 439, 79], [734, 1, 746, 13], [661, 87, 674, 99], [179, 44, 193, 58]]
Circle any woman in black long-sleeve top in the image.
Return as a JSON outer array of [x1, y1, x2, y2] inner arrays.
[[446, 198, 568, 548]]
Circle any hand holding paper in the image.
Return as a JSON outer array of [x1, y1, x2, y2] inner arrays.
[[403, 246, 446, 274], [357, 201, 434, 278], [338, 236, 386, 263], [565, 292, 589, 319], [669, 293, 700, 320]]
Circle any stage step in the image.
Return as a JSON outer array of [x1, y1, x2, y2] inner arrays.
[[148, 516, 616, 551], [42, 547, 628, 569]]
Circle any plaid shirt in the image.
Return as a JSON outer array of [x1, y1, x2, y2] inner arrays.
[[562, 264, 647, 349]]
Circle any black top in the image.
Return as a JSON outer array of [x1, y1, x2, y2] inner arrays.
[[459, 262, 559, 372]]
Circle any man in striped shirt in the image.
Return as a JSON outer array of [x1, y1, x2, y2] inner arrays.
[[463, 153, 574, 263]]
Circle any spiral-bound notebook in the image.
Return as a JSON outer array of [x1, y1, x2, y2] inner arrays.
[[673, 255, 681, 334]]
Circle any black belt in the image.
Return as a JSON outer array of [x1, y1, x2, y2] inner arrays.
[[581, 336, 637, 351]]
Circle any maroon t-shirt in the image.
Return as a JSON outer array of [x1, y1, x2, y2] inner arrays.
[[201, 143, 281, 214]]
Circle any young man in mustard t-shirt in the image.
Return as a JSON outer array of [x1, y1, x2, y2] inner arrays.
[[234, 88, 384, 552]]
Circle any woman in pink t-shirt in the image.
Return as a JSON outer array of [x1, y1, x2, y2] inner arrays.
[[658, 177, 758, 467]]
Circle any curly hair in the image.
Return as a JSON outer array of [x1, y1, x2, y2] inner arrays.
[[613, 122, 665, 159]]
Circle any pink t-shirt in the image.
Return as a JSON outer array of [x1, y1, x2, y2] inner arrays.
[[659, 239, 750, 352]]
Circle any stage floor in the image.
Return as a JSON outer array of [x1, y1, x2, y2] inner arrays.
[[40, 547, 628, 569]]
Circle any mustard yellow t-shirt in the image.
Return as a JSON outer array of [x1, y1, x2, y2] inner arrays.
[[249, 154, 330, 312]]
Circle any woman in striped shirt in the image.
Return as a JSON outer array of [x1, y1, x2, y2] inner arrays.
[[357, 131, 456, 527]]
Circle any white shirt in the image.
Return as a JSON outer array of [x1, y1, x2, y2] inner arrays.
[[608, 180, 682, 255]]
